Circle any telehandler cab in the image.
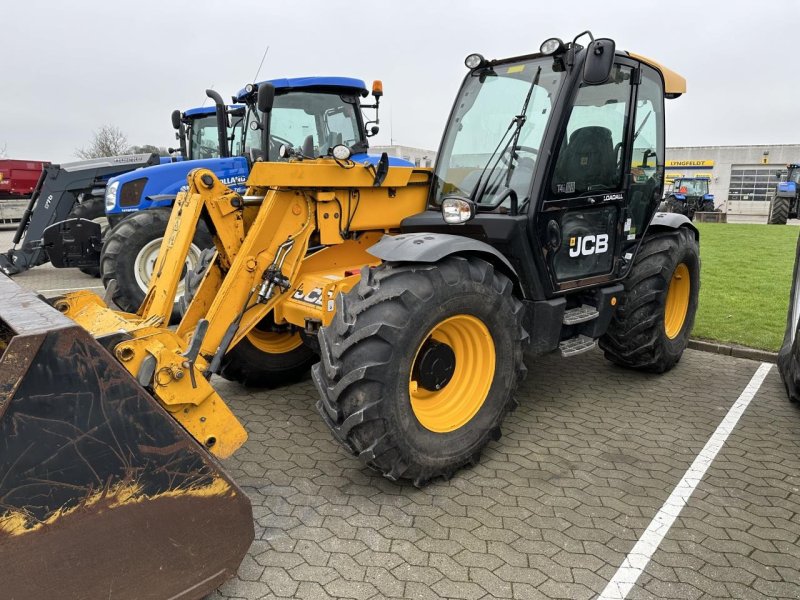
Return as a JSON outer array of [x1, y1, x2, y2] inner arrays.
[[0, 34, 697, 596]]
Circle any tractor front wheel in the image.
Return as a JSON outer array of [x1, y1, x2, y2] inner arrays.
[[100, 210, 212, 322], [600, 227, 699, 373], [769, 196, 790, 225], [219, 319, 317, 388], [313, 256, 527, 486]]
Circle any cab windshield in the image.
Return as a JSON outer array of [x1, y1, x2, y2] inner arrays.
[[244, 91, 364, 161], [674, 179, 709, 196], [187, 115, 222, 159], [432, 57, 565, 208]]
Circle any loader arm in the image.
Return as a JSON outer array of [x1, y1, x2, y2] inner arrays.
[[57, 162, 430, 460]]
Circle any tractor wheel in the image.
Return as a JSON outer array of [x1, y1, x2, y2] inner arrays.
[[701, 200, 716, 213], [778, 234, 800, 403], [769, 196, 790, 225], [219, 318, 317, 388], [99, 209, 212, 322], [313, 256, 527, 486], [600, 227, 699, 373], [68, 196, 107, 277], [663, 196, 686, 216]]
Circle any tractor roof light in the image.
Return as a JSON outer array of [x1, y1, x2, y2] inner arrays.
[[540, 37, 565, 55], [464, 53, 485, 69], [442, 197, 476, 224]]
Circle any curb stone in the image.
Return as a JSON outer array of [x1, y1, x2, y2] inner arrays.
[[689, 339, 778, 363]]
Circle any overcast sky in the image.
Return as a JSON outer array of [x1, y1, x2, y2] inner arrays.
[[2, 0, 798, 162]]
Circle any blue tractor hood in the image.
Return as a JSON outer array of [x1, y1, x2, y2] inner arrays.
[[105, 156, 249, 215]]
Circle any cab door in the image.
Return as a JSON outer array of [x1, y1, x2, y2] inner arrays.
[[535, 59, 665, 291]]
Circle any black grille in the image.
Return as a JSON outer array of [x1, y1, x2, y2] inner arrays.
[[119, 178, 148, 207]]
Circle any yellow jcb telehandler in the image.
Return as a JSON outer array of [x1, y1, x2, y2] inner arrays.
[[0, 31, 697, 597]]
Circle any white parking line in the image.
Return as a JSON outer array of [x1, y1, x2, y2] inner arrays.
[[37, 285, 104, 294], [598, 361, 773, 600]]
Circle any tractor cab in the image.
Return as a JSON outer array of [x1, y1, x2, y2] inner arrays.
[[173, 104, 246, 160], [234, 76, 403, 165], [404, 33, 687, 296], [669, 177, 711, 200]]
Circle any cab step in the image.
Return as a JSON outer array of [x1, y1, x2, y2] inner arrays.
[[563, 304, 599, 325], [559, 334, 598, 357]]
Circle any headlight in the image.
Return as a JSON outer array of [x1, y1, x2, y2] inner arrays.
[[539, 37, 565, 55], [441, 196, 476, 224], [464, 53, 485, 69], [104, 181, 119, 211], [332, 144, 351, 161]]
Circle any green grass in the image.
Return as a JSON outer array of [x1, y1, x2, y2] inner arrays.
[[692, 223, 799, 351]]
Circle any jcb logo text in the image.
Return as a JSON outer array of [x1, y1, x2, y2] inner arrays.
[[569, 234, 609, 257]]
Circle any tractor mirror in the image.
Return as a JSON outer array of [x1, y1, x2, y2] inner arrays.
[[171, 109, 181, 130], [257, 83, 276, 113], [583, 38, 615, 85]]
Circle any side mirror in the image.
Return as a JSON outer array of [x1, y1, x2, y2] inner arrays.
[[583, 38, 616, 85], [257, 83, 276, 113], [171, 109, 181, 130]]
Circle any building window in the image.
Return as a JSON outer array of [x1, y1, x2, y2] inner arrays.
[[728, 166, 782, 201]]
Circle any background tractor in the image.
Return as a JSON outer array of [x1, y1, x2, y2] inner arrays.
[[0, 34, 699, 596], [96, 76, 400, 320], [0, 102, 230, 277], [661, 176, 716, 219], [768, 163, 800, 224]]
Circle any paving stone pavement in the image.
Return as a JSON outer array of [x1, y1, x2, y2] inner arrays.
[[7, 230, 800, 600]]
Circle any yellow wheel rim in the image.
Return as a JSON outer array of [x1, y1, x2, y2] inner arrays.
[[246, 329, 303, 354], [664, 263, 691, 339], [409, 314, 496, 433]]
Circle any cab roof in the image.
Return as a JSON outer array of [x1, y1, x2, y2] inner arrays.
[[234, 76, 368, 102], [626, 52, 686, 96], [183, 105, 243, 118]]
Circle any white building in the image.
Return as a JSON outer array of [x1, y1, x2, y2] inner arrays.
[[665, 144, 800, 216]]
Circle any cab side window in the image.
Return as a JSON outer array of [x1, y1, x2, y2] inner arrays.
[[626, 67, 664, 241], [549, 65, 632, 197]]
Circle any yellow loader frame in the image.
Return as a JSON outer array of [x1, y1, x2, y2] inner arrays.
[[57, 160, 431, 458]]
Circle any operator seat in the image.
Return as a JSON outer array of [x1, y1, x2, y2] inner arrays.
[[554, 126, 617, 194]]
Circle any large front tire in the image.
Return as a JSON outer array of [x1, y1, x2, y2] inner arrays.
[[313, 256, 527, 486], [99, 210, 212, 322], [778, 233, 800, 403], [600, 227, 700, 373], [769, 196, 790, 225]]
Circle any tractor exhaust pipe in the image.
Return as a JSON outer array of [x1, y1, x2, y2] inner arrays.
[[205, 89, 230, 158]]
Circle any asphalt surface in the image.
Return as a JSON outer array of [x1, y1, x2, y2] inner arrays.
[[3, 228, 800, 600]]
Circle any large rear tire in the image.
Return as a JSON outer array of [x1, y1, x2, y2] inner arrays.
[[769, 196, 790, 225], [68, 196, 106, 277], [99, 209, 212, 322], [600, 227, 700, 373], [778, 233, 800, 403], [219, 318, 317, 388], [313, 256, 527, 486]]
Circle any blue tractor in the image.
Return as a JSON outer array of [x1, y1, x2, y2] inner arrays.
[[661, 176, 716, 220], [768, 164, 800, 225], [99, 76, 407, 319]]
